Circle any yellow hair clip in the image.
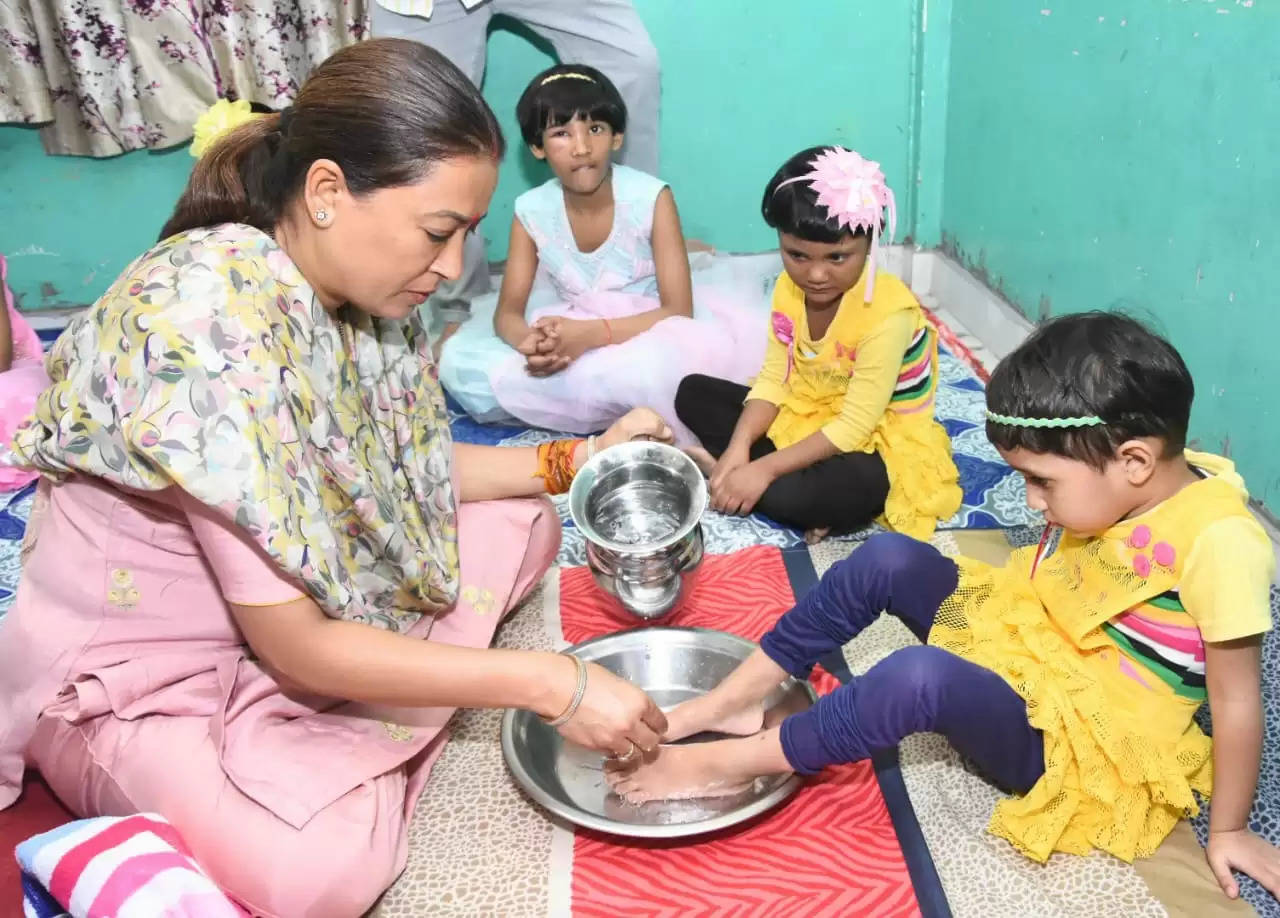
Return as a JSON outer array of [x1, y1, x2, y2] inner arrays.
[[190, 99, 263, 159], [540, 72, 596, 86]]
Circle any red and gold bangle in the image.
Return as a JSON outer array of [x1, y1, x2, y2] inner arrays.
[[601, 318, 614, 345], [535, 439, 584, 495]]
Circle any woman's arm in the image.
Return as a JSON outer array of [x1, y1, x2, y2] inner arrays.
[[453, 406, 674, 503], [493, 217, 540, 349], [231, 595, 665, 754], [1203, 636, 1280, 898]]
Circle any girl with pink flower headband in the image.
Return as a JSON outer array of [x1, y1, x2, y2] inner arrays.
[[676, 145, 961, 542]]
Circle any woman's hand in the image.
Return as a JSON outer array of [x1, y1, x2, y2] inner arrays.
[[556, 661, 669, 758], [711, 459, 774, 516], [599, 407, 674, 450], [1208, 828, 1280, 899]]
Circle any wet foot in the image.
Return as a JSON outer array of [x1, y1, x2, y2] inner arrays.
[[606, 741, 759, 804], [804, 527, 831, 545], [684, 445, 716, 478], [662, 691, 766, 743]]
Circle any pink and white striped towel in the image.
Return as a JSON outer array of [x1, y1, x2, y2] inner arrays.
[[15, 813, 245, 917]]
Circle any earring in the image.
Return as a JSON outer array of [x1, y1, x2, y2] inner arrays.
[[314, 209, 329, 223]]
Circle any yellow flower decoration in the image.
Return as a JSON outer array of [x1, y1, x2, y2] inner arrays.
[[460, 584, 497, 616], [190, 99, 263, 159], [382, 721, 414, 743]]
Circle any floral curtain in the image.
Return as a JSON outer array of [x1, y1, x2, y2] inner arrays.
[[0, 1, 368, 158]]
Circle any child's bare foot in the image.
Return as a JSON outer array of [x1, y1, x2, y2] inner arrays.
[[683, 445, 716, 478], [663, 691, 765, 743], [607, 731, 792, 804], [606, 742, 757, 804], [804, 527, 831, 545]]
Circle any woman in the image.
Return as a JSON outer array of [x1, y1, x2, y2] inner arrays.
[[0, 40, 668, 917]]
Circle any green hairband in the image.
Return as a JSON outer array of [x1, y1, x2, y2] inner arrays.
[[986, 411, 1105, 429]]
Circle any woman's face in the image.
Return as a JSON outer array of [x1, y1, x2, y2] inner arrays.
[[306, 154, 499, 319]]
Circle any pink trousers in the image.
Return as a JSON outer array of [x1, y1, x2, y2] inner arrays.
[[16, 487, 560, 917]]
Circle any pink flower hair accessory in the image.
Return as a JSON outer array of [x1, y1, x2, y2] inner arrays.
[[774, 147, 897, 302]]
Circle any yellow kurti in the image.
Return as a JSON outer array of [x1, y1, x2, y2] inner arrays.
[[747, 269, 961, 539], [930, 453, 1274, 862]]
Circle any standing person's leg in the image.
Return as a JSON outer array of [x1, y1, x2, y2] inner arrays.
[[753, 449, 891, 535], [370, 2, 496, 344], [497, 0, 661, 173]]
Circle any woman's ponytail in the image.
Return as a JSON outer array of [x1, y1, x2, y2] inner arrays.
[[159, 113, 286, 241]]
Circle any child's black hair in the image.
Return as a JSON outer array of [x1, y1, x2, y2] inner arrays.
[[516, 63, 627, 148], [986, 312, 1194, 469], [761, 146, 873, 244]]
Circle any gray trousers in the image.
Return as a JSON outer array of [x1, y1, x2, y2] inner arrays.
[[371, 0, 661, 332]]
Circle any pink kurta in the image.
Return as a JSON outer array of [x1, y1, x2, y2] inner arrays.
[[0, 471, 559, 916]]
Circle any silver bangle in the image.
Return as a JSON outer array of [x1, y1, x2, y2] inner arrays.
[[542, 652, 588, 727], [586, 434, 598, 460]]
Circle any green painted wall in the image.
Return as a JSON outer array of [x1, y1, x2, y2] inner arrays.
[[941, 0, 1280, 513], [0, 0, 923, 309]]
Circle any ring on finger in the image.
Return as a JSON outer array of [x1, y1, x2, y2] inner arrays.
[[609, 740, 639, 764]]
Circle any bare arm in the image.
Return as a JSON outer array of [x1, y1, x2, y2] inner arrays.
[[236, 594, 569, 712], [453, 407, 675, 503], [753, 430, 840, 480], [726, 399, 780, 456], [1203, 636, 1280, 898], [231, 595, 666, 754], [493, 216, 540, 349]]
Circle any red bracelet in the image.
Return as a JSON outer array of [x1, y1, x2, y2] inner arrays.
[[601, 318, 613, 345]]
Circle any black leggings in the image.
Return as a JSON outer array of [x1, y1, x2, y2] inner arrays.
[[674, 374, 890, 533]]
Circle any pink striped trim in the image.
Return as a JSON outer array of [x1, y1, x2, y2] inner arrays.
[[88, 851, 200, 916], [48, 815, 194, 904], [1112, 609, 1204, 657], [897, 354, 930, 383]]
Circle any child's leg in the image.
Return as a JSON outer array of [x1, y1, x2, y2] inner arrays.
[[663, 534, 957, 740], [673, 374, 752, 457], [609, 645, 1045, 804], [754, 450, 891, 535]]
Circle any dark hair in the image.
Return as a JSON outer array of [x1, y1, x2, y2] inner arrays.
[[762, 146, 874, 244], [160, 39, 504, 240], [986, 312, 1194, 468], [515, 63, 627, 148]]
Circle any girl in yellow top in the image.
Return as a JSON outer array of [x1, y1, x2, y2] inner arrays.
[[614, 313, 1280, 901], [676, 146, 961, 542]]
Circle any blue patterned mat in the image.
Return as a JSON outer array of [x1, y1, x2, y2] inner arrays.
[[446, 335, 1039, 567]]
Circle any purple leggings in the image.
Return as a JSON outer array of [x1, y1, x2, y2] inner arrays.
[[761, 533, 1046, 794]]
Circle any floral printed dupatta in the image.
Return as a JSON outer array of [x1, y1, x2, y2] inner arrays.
[[13, 224, 459, 632]]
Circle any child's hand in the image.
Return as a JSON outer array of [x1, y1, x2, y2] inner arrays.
[[1207, 828, 1280, 899], [708, 446, 750, 496], [533, 316, 605, 362], [711, 460, 775, 516], [518, 325, 570, 377]]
